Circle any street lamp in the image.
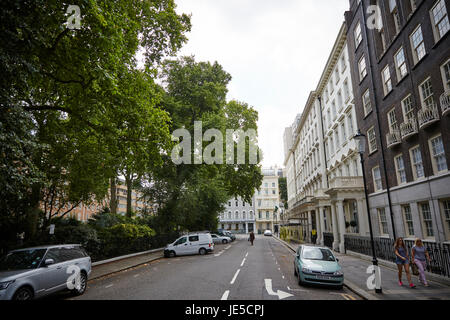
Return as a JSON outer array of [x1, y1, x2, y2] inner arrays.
[[354, 130, 382, 294]]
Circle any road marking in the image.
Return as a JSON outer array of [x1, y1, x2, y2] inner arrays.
[[241, 258, 246, 267], [245, 252, 249, 257], [230, 269, 240, 284], [282, 275, 285, 279], [225, 245, 231, 250], [105, 284, 113, 288], [134, 274, 139, 278], [214, 250, 224, 257], [287, 286, 308, 292], [265, 279, 294, 299], [221, 290, 230, 300], [340, 293, 356, 300]]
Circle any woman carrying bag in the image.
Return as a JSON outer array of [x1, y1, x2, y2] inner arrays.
[[412, 238, 431, 287]]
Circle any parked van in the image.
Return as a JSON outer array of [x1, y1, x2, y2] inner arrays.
[[164, 233, 214, 258]]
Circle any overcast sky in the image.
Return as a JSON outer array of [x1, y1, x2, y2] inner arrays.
[[174, 0, 349, 168]]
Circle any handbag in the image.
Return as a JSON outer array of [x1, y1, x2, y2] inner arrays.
[[410, 259, 419, 276]]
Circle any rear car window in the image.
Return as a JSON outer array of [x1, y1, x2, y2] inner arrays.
[[189, 236, 199, 242]]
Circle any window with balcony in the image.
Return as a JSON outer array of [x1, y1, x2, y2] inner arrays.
[[373, 166, 382, 191], [395, 154, 407, 185], [394, 47, 408, 81], [430, 0, 450, 42], [401, 94, 414, 121], [359, 56, 367, 81], [429, 135, 448, 174], [410, 25, 426, 64], [382, 65, 393, 95], [410, 146, 424, 180], [441, 58, 450, 91], [367, 127, 377, 154], [388, 108, 398, 132], [419, 78, 435, 108], [402, 205, 415, 237], [420, 202, 434, 238], [363, 89, 372, 116]]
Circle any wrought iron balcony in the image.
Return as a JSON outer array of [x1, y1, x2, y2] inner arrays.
[[386, 130, 401, 148], [418, 102, 440, 129], [440, 90, 450, 117], [400, 117, 418, 140]]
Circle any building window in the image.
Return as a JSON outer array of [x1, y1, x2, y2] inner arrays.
[[401, 94, 414, 121], [341, 122, 347, 144], [347, 113, 354, 136], [373, 166, 382, 191], [395, 155, 407, 184], [354, 22, 362, 48], [367, 127, 377, 154], [394, 47, 408, 80], [441, 58, 450, 91], [402, 205, 415, 237], [378, 208, 389, 235], [429, 135, 448, 173], [419, 78, 435, 108], [420, 202, 434, 238], [430, 0, 450, 42], [266, 211, 270, 219], [359, 56, 367, 81], [410, 146, 425, 180], [388, 108, 398, 132], [441, 200, 450, 240], [382, 65, 393, 95], [410, 25, 426, 64], [363, 89, 372, 116]]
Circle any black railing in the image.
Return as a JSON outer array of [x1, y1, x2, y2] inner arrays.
[[344, 235, 450, 278], [323, 232, 334, 249]]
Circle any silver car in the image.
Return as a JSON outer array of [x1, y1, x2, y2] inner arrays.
[[0, 244, 91, 300], [211, 234, 232, 244]]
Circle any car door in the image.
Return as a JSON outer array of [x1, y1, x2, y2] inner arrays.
[[39, 248, 68, 293], [188, 235, 200, 254], [173, 236, 190, 255]]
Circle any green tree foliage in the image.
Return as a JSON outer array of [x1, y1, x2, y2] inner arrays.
[[0, 0, 191, 242], [278, 177, 288, 209], [142, 57, 263, 233]]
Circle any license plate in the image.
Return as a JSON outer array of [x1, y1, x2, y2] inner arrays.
[[316, 275, 332, 280]]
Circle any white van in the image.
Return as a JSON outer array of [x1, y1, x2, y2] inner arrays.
[[164, 233, 214, 258]]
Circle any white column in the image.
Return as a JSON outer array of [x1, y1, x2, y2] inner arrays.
[[317, 207, 324, 245], [331, 203, 339, 251], [337, 200, 346, 253], [307, 211, 312, 243], [357, 198, 369, 236]]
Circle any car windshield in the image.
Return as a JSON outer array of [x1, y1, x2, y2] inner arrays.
[[302, 247, 335, 262], [0, 249, 47, 271]]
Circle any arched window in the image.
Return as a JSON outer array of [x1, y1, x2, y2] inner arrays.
[[235, 211, 239, 220], [228, 211, 232, 219], [242, 211, 246, 220]]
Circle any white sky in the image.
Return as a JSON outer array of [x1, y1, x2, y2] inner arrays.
[[174, 0, 349, 168]]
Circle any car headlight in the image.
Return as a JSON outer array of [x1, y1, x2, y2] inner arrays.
[[302, 267, 313, 274], [333, 270, 343, 276], [0, 280, 15, 290]]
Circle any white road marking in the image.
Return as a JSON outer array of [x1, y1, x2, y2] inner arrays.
[[225, 245, 231, 250], [134, 274, 139, 278], [265, 279, 294, 300], [241, 258, 246, 267], [245, 252, 249, 257], [214, 250, 224, 257], [230, 269, 240, 284], [221, 290, 230, 300], [287, 286, 308, 292], [105, 284, 113, 288]]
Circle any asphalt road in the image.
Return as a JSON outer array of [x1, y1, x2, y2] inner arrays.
[[64, 235, 360, 300]]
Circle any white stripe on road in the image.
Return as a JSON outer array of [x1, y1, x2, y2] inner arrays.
[[245, 252, 249, 257], [214, 250, 224, 257], [221, 290, 230, 300], [225, 245, 231, 250], [240, 258, 246, 267], [230, 269, 240, 284], [105, 284, 113, 288], [134, 274, 139, 278]]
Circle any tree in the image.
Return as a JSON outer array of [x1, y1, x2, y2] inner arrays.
[[279, 177, 288, 209], [141, 57, 263, 233], [0, 0, 191, 241]]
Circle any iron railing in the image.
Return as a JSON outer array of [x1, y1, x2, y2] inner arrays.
[[344, 235, 450, 278], [418, 102, 440, 129], [440, 90, 450, 116]]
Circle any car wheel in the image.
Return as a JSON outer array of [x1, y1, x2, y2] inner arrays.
[[13, 286, 34, 300], [169, 251, 176, 258], [298, 273, 304, 286], [71, 271, 88, 296], [199, 248, 207, 255], [294, 265, 298, 277], [222, 239, 228, 244]]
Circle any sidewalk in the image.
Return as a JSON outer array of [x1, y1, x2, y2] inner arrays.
[[90, 250, 164, 280], [274, 237, 450, 300]]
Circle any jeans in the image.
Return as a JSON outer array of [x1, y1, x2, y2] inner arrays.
[[414, 259, 428, 285]]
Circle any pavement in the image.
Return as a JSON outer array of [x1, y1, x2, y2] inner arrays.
[[273, 236, 450, 301]]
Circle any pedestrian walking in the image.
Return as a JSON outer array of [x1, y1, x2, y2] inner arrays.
[[394, 238, 416, 288], [311, 229, 317, 244], [412, 238, 431, 287], [249, 231, 255, 246]]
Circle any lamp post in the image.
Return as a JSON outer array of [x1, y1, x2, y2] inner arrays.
[[354, 130, 382, 294]]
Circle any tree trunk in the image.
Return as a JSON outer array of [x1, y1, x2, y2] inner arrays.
[[125, 173, 133, 218], [110, 177, 117, 214]]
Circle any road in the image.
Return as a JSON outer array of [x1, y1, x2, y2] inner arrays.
[[65, 235, 360, 300]]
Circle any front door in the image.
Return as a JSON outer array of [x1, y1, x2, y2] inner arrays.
[[173, 236, 190, 255]]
